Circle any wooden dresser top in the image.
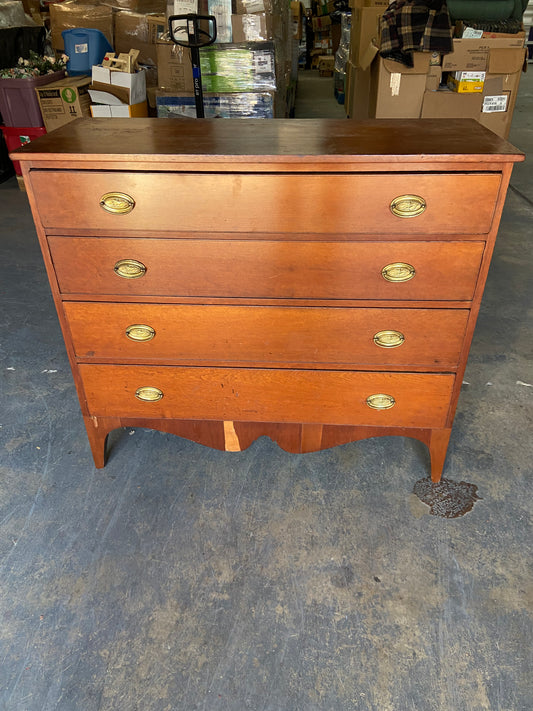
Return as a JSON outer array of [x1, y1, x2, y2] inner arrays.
[[13, 118, 524, 167]]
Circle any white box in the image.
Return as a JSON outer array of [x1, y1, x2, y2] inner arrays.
[[91, 66, 146, 105]]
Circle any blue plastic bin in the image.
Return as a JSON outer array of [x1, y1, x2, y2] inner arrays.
[[62, 28, 113, 76]]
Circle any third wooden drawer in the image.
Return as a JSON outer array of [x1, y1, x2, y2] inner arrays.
[[64, 303, 469, 370]]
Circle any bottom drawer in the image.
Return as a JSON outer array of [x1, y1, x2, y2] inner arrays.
[[79, 365, 454, 429]]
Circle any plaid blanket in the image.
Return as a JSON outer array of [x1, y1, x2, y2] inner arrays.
[[380, 0, 453, 67]]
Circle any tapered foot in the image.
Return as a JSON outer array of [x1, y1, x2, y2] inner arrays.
[[84, 416, 119, 468], [427, 428, 452, 483]]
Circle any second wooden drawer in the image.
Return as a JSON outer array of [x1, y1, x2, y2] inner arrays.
[[49, 238, 485, 301]]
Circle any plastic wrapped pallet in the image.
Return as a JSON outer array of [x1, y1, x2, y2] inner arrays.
[[199, 42, 276, 92], [156, 90, 274, 117]]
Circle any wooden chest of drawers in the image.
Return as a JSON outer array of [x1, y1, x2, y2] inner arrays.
[[15, 118, 523, 481]]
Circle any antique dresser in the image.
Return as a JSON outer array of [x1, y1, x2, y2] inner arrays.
[[14, 118, 523, 481]]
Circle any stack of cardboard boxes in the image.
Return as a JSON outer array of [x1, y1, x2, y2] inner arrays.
[[43, 0, 296, 121], [345, 0, 526, 138], [309, 0, 338, 70], [156, 0, 296, 118]]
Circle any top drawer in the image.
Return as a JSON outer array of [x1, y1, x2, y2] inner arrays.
[[29, 170, 501, 235]]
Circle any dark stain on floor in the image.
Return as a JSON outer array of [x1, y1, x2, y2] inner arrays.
[[413, 477, 482, 518]]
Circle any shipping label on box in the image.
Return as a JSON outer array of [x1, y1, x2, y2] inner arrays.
[[35, 76, 91, 132], [231, 13, 272, 42], [482, 94, 509, 113]]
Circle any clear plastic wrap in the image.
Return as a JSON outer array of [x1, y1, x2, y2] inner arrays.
[[199, 42, 276, 92], [334, 11, 351, 74], [156, 90, 274, 117], [0, 0, 36, 27], [49, 2, 114, 51]]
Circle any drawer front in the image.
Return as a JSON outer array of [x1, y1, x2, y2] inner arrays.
[[79, 365, 455, 428], [32, 171, 500, 235], [65, 303, 469, 369], [49, 238, 484, 301]]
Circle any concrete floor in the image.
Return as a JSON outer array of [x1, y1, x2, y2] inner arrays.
[[0, 71, 532, 710]]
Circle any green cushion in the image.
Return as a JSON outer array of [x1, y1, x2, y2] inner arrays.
[[447, 0, 528, 21]]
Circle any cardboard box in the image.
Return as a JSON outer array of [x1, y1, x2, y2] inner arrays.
[[113, 11, 163, 67], [291, 1, 302, 40], [157, 42, 194, 91], [370, 52, 431, 118], [90, 101, 148, 117], [318, 55, 335, 75], [349, 0, 388, 7], [421, 89, 483, 119], [441, 32, 525, 71], [421, 35, 525, 137], [425, 64, 442, 91], [91, 66, 147, 104], [349, 5, 381, 68], [346, 63, 372, 119], [34, 75, 91, 132], [100, 0, 165, 10], [49, 2, 113, 51], [344, 57, 355, 115], [231, 13, 272, 42], [312, 15, 332, 32], [147, 14, 166, 43], [234, 0, 273, 14], [447, 71, 485, 93]]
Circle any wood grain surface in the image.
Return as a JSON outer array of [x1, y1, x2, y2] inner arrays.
[[31, 170, 500, 234], [64, 302, 469, 369], [78, 364, 455, 428], [48, 237, 485, 301]]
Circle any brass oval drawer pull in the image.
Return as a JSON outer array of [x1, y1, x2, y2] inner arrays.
[[100, 192, 135, 215], [373, 330, 405, 348], [366, 393, 396, 410], [135, 386, 163, 402], [126, 324, 156, 342], [390, 194, 426, 218], [381, 262, 416, 283], [114, 259, 146, 279]]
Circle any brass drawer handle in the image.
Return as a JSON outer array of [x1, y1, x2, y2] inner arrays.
[[126, 324, 156, 342], [381, 262, 416, 283], [366, 393, 396, 410], [100, 192, 135, 215], [390, 194, 426, 218], [373, 330, 405, 348], [135, 386, 163, 402], [114, 259, 146, 279]]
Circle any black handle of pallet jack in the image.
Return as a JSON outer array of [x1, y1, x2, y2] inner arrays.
[[168, 14, 217, 48], [168, 14, 217, 119]]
